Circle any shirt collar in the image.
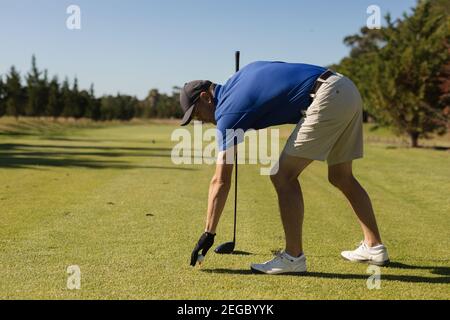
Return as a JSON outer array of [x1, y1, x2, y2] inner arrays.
[[213, 84, 222, 106]]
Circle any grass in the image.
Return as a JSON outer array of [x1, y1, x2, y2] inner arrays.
[[0, 117, 449, 299]]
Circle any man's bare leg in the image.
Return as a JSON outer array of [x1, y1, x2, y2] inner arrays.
[[271, 154, 313, 257], [328, 161, 382, 246]]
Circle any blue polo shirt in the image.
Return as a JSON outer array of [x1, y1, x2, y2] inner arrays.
[[214, 61, 326, 151]]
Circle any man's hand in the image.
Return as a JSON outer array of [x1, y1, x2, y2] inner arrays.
[[190, 232, 216, 266]]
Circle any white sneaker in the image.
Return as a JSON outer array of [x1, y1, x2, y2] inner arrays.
[[251, 251, 307, 275], [341, 241, 390, 266]]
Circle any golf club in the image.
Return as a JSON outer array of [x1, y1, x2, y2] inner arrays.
[[214, 50, 240, 254]]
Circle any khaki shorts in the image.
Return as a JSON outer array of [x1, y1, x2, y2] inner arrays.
[[283, 74, 364, 166]]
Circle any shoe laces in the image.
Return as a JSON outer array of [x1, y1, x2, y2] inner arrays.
[[263, 251, 286, 265], [274, 251, 283, 258], [354, 241, 370, 254], [358, 241, 368, 249], [276, 251, 295, 262]]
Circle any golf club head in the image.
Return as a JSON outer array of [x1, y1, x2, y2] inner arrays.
[[214, 241, 235, 254]]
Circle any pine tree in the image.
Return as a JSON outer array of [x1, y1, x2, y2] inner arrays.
[[38, 69, 49, 117], [78, 90, 91, 119], [0, 76, 6, 117], [61, 77, 73, 118], [141, 89, 160, 118], [47, 76, 61, 119], [5, 66, 24, 119], [25, 55, 41, 116], [72, 77, 83, 118], [85, 83, 100, 120]]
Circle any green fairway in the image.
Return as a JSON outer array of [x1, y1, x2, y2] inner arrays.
[[0, 118, 449, 299]]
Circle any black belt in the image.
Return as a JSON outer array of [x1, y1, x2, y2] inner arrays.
[[310, 69, 335, 97]]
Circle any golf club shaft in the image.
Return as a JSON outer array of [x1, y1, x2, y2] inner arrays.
[[233, 145, 237, 243], [233, 51, 240, 243]]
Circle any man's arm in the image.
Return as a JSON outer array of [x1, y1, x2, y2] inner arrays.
[[205, 147, 235, 233]]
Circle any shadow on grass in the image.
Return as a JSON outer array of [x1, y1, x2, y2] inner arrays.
[[0, 131, 35, 137], [386, 262, 450, 276], [231, 250, 253, 256], [384, 145, 450, 151], [418, 145, 450, 151], [0, 142, 172, 152], [0, 142, 198, 170], [0, 157, 196, 170], [432, 146, 450, 151], [44, 137, 155, 144], [366, 135, 450, 151], [202, 262, 450, 284]]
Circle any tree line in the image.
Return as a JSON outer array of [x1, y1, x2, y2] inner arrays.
[[330, 0, 449, 147], [0, 55, 182, 121]]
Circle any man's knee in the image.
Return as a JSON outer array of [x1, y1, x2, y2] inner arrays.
[[271, 154, 311, 190], [328, 172, 355, 190], [270, 170, 297, 190]]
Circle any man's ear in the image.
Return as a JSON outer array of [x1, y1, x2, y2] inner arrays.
[[200, 91, 212, 104]]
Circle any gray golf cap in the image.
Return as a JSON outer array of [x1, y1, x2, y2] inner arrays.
[[179, 80, 212, 126]]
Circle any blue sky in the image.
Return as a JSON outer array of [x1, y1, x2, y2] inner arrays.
[[0, 0, 416, 99]]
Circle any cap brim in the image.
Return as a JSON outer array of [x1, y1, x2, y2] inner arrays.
[[180, 105, 195, 126]]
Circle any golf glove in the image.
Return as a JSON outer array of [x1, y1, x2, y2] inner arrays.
[[190, 232, 215, 266]]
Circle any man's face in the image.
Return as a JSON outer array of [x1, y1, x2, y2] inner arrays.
[[192, 91, 216, 124]]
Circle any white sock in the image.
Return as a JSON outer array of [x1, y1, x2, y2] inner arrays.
[[284, 252, 304, 260], [369, 243, 384, 249]]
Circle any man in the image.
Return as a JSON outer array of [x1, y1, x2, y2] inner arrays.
[[180, 61, 389, 274]]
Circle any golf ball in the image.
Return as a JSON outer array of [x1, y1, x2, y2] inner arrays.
[[197, 254, 205, 264]]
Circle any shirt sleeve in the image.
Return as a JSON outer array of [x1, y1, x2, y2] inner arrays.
[[216, 112, 256, 151]]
